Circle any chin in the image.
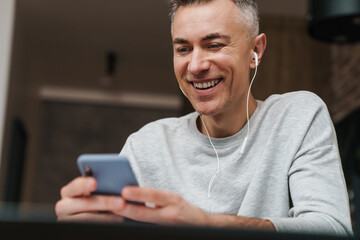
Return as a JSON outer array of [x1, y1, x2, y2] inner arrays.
[[192, 103, 222, 117]]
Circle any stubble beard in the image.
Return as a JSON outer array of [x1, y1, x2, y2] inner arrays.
[[190, 92, 232, 117]]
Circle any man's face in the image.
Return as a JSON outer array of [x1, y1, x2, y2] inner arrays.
[[172, 0, 254, 116]]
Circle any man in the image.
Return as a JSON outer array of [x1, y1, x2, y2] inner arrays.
[[55, 0, 352, 236]]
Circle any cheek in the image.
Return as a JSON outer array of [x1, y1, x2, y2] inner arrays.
[[214, 54, 250, 92], [173, 58, 187, 79], [211, 54, 237, 74], [220, 53, 248, 73]]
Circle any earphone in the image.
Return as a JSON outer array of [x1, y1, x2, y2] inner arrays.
[[254, 52, 258, 67], [177, 51, 259, 213], [202, 51, 259, 213]]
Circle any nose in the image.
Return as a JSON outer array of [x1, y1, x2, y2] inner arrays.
[[188, 49, 210, 75]]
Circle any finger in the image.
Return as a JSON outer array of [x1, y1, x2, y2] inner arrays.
[[55, 195, 125, 217], [119, 203, 185, 225], [118, 203, 163, 224], [60, 177, 97, 198], [58, 212, 124, 223], [122, 187, 181, 207]]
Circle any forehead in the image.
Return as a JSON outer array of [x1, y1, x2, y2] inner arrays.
[[172, 0, 245, 40]]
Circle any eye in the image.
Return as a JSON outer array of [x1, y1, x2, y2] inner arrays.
[[207, 43, 223, 50], [176, 47, 192, 54]]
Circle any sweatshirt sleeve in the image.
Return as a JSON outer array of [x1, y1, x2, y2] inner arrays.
[[268, 92, 353, 236]]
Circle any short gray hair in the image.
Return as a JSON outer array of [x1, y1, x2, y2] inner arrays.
[[168, 0, 259, 40]]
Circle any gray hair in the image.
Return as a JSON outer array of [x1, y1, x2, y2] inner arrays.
[[168, 0, 259, 40]]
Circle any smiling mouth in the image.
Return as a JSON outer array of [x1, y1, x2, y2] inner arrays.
[[192, 78, 223, 90]]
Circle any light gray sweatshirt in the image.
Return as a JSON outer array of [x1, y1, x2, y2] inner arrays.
[[120, 91, 353, 236]]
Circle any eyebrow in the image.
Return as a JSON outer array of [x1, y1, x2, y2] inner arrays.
[[202, 33, 231, 42], [173, 33, 231, 45], [173, 38, 189, 44]]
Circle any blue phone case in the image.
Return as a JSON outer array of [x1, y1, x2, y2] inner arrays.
[[77, 154, 138, 195]]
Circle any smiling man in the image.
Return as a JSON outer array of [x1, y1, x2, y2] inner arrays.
[[56, 0, 353, 236], [172, 0, 261, 136]]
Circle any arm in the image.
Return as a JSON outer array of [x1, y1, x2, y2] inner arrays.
[[269, 144, 352, 236], [268, 92, 353, 236], [119, 186, 275, 231]]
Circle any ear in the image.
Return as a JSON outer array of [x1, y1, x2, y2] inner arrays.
[[250, 33, 267, 69]]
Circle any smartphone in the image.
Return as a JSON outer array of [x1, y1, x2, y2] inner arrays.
[[77, 153, 138, 195]]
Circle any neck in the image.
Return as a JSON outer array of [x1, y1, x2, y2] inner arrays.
[[197, 95, 257, 138]]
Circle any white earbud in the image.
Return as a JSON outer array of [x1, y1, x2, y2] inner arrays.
[[254, 52, 258, 67]]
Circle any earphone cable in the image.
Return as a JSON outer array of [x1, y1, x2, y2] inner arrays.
[[246, 62, 258, 138], [202, 57, 258, 213]]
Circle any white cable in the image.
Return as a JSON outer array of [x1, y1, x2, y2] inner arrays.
[[246, 62, 258, 139], [199, 114, 220, 172], [202, 63, 258, 213], [199, 115, 220, 213]]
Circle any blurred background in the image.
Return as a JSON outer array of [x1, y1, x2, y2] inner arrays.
[[0, 0, 359, 232]]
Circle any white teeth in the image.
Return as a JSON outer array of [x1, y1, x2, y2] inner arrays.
[[194, 79, 221, 89]]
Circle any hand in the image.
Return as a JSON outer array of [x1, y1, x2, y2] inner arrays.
[[119, 187, 275, 230], [118, 186, 210, 225], [56, 180, 275, 230], [55, 177, 126, 223]]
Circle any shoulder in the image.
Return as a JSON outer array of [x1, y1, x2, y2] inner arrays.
[[264, 91, 326, 109], [139, 111, 196, 131], [260, 91, 329, 120], [121, 111, 197, 167], [128, 111, 197, 140], [259, 91, 336, 147]]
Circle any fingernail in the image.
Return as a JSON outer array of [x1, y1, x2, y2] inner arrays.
[[87, 179, 96, 191], [145, 202, 156, 208], [122, 187, 132, 198]]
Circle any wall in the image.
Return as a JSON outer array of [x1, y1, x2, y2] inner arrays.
[[0, 0, 15, 168], [2, 0, 182, 204], [254, 16, 331, 102], [0, 0, 29, 201], [257, 0, 307, 17]]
